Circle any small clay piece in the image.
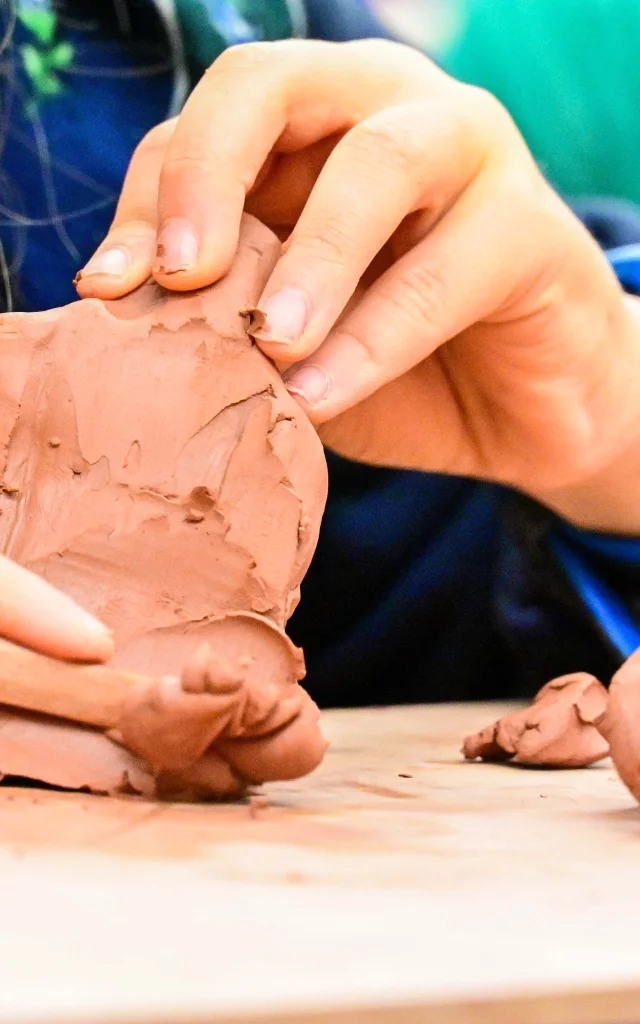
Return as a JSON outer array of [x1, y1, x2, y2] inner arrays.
[[0, 214, 329, 799], [462, 673, 610, 768], [594, 648, 640, 801], [184, 508, 205, 523]]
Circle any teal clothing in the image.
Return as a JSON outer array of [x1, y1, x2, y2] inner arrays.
[[175, 0, 306, 67], [437, 0, 640, 204]]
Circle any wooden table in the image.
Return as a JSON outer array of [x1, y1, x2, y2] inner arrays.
[[1, 702, 640, 1024]]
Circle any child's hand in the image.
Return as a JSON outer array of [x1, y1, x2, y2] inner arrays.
[[78, 40, 640, 533], [0, 556, 113, 662]]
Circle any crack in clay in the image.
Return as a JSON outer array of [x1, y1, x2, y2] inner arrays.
[[174, 385, 277, 502], [0, 215, 329, 800], [122, 440, 141, 472]]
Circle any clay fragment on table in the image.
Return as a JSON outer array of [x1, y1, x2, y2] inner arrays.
[[462, 672, 610, 768], [0, 214, 329, 799], [594, 648, 640, 801]]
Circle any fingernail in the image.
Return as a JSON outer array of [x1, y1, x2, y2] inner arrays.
[[81, 622, 115, 661], [82, 247, 129, 278], [54, 596, 115, 661], [257, 288, 308, 345], [284, 364, 331, 407], [154, 218, 199, 274], [76, 604, 113, 639]]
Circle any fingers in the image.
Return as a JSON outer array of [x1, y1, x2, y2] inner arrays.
[[152, 39, 435, 291], [78, 39, 440, 298], [0, 556, 114, 663], [316, 364, 476, 477], [76, 119, 176, 300], [250, 91, 489, 364], [245, 136, 341, 229], [282, 158, 539, 424]]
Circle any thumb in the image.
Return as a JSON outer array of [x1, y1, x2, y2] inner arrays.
[[0, 556, 114, 663]]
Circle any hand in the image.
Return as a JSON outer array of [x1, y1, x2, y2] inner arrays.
[[77, 40, 640, 533], [0, 556, 113, 662]]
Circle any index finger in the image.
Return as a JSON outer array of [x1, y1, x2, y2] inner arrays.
[[153, 39, 433, 290]]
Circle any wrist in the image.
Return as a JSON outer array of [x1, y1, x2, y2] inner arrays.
[[531, 295, 640, 535], [537, 444, 640, 534]]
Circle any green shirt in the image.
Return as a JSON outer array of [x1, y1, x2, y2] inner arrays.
[[438, 0, 640, 204]]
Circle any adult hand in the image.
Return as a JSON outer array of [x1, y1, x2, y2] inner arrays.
[[77, 40, 640, 532], [0, 556, 113, 662]]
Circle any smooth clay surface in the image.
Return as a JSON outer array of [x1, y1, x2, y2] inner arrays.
[[462, 672, 610, 769], [0, 215, 328, 799]]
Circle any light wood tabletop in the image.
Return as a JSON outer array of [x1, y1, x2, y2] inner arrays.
[[0, 701, 639, 1024]]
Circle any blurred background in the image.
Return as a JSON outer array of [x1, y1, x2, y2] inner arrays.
[[371, 0, 640, 207]]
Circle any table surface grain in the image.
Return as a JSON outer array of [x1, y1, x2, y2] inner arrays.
[[0, 702, 639, 1024]]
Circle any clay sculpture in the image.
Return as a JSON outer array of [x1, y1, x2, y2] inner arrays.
[[0, 215, 329, 799]]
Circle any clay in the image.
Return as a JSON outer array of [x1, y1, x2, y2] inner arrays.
[[462, 673, 610, 768], [239, 307, 267, 333], [594, 648, 640, 801], [0, 705, 157, 797], [0, 214, 329, 799]]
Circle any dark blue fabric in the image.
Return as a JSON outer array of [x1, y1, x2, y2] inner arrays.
[[304, 0, 395, 41], [608, 243, 640, 294], [290, 465, 507, 705], [0, 0, 174, 312], [548, 535, 640, 659], [3, 0, 640, 707], [570, 198, 640, 251], [537, 244, 640, 663]]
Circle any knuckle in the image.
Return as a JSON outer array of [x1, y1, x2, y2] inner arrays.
[[347, 114, 420, 178], [112, 218, 156, 238], [207, 41, 279, 76], [346, 37, 433, 77], [291, 212, 361, 268], [334, 325, 382, 383], [380, 260, 446, 329], [161, 149, 214, 184], [504, 168, 549, 214], [463, 85, 513, 135], [135, 118, 176, 158]]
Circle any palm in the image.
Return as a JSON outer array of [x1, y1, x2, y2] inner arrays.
[[320, 289, 635, 496]]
